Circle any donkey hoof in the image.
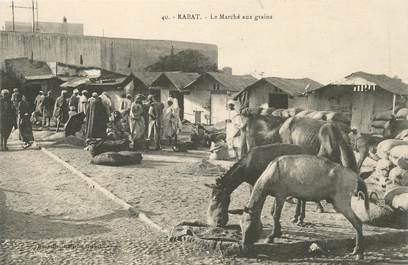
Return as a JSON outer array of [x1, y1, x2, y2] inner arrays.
[[355, 253, 364, 260], [264, 237, 274, 244], [291, 217, 298, 224], [296, 220, 305, 227]]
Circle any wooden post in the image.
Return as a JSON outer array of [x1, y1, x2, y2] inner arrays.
[[392, 94, 396, 114]]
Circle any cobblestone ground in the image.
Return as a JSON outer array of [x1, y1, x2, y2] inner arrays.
[[0, 132, 407, 264]]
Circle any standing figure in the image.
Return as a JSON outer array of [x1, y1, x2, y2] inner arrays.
[[85, 92, 109, 139], [100, 92, 112, 117], [147, 95, 163, 150], [120, 94, 133, 132], [226, 100, 242, 159], [42, 91, 54, 128], [69, 89, 80, 112], [0, 90, 17, 151], [129, 94, 146, 150], [163, 98, 182, 147], [78, 90, 89, 114], [18, 95, 34, 149], [11, 88, 21, 110], [54, 90, 69, 132], [33, 90, 45, 126]]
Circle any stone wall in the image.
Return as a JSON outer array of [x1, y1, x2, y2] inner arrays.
[[0, 31, 218, 74]]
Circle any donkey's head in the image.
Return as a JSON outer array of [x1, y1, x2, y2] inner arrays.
[[240, 207, 263, 253], [205, 177, 230, 227]]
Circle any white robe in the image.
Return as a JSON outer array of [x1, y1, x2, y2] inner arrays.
[[226, 109, 241, 149]]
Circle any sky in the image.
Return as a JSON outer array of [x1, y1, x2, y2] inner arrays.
[[0, 0, 407, 84]]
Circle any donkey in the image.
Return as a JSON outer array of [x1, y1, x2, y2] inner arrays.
[[206, 143, 306, 227], [207, 117, 359, 226], [240, 155, 369, 260]]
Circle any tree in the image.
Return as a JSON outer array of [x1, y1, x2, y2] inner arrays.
[[145, 49, 217, 73]]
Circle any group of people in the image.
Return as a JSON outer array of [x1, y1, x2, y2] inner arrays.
[[0, 89, 34, 150], [107, 93, 183, 150], [0, 86, 184, 151]]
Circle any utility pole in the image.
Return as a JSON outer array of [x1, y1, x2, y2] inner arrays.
[[36, 0, 39, 31], [32, 0, 35, 32], [11, 0, 15, 31], [10, 0, 38, 32]]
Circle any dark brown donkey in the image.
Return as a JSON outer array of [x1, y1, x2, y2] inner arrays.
[[207, 117, 359, 227]]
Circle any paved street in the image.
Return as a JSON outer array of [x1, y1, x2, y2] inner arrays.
[[0, 137, 407, 264]]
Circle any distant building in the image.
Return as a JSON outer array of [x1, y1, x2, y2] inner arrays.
[[234, 77, 322, 110], [183, 72, 257, 124], [151, 72, 201, 120], [4, 18, 83, 35], [309, 72, 408, 133]]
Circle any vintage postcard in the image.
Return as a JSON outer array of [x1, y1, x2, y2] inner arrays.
[[0, 0, 407, 264]]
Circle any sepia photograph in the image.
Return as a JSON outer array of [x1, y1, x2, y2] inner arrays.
[[0, 0, 407, 264]]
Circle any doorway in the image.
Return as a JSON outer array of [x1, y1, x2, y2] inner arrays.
[[269, 93, 288, 109]]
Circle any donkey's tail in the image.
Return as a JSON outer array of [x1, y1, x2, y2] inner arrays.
[[357, 178, 370, 218]]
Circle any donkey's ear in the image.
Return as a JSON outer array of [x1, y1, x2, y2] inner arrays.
[[228, 209, 244, 215], [359, 171, 371, 180], [204, 183, 216, 189]]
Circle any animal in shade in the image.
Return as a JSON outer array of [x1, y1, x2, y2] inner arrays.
[[207, 116, 359, 227]]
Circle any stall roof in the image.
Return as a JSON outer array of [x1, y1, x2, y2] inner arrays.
[[151, 72, 200, 90], [184, 72, 257, 92], [5, 57, 55, 82], [234, 76, 322, 99], [317, 72, 408, 95], [132, 72, 162, 87]]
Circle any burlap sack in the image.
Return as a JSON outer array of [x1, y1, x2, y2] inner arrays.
[[376, 139, 408, 159]]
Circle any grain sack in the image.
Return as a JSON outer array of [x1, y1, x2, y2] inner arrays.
[[281, 108, 303, 118], [376, 159, 393, 171], [117, 151, 143, 163], [389, 167, 404, 182], [374, 110, 394, 121], [260, 107, 275, 116], [376, 139, 408, 159], [309, 111, 329, 120], [91, 139, 130, 157], [396, 108, 408, 119], [395, 129, 408, 140], [371, 120, 388, 129], [91, 151, 142, 166], [324, 111, 350, 124], [392, 194, 408, 211], [395, 171, 408, 186], [362, 156, 378, 168], [389, 145, 408, 167], [351, 196, 394, 225], [296, 110, 314, 118], [271, 109, 285, 117]]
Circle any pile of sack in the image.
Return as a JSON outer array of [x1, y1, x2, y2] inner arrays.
[[371, 107, 408, 136], [357, 137, 408, 227], [268, 107, 351, 130], [84, 138, 142, 166]]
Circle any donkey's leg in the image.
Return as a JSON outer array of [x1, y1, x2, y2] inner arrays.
[[292, 199, 301, 223], [297, 200, 306, 226], [315, 201, 325, 213], [265, 195, 285, 243], [333, 196, 364, 260]]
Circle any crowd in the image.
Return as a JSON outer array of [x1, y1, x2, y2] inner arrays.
[[0, 88, 183, 151]]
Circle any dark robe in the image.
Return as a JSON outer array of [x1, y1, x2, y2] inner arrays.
[[42, 95, 55, 118], [18, 101, 34, 142], [69, 95, 79, 111], [86, 97, 108, 139], [0, 97, 17, 139], [54, 96, 69, 123]]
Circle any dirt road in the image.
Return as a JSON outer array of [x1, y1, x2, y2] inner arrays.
[[0, 137, 407, 264]]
